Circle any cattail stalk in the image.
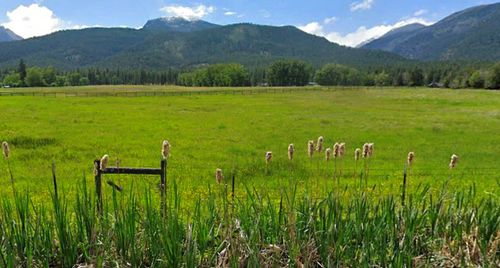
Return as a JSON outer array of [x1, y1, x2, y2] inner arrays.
[[307, 141, 314, 158], [216, 168, 223, 184], [288, 144, 294, 160], [333, 143, 340, 181], [449, 154, 458, 169], [316, 136, 324, 152], [162, 140, 170, 159], [448, 154, 458, 180], [362, 143, 374, 186], [407, 152, 415, 178], [325, 148, 332, 161], [100, 155, 109, 171], [354, 148, 361, 178], [265, 151, 272, 175], [2, 142, 14, 186], [339, 143, 346, 177]]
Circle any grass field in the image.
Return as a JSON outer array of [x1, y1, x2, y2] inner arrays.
[[0, 86, 499, 266], [1, 86, 499, 199]]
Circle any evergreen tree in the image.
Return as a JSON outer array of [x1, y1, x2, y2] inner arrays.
[[18, 59, 27, 85]]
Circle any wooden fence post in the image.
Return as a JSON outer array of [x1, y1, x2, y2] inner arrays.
[[160, 159, 167, 216], [94, 159, 103, 216]]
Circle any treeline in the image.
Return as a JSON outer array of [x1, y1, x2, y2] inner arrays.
[[1, 59, 500, 89], [0, 60, 179, 87]]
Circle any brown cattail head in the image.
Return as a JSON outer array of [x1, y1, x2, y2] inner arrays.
[[316, 136, 324, 152], [325, 148, 332, 161], [215, 168, 223, 184], [407, 152, 415, 166], [333, 142, 340, 158], [339, 143, 346, 157], [363, 143, 370, 158], [368, 143, 374, 157], [288, 144, 294, 160], [100, 154, 109, 171], [449, 154, 458, 169], [2, 141, 9, 159], [355, 148, 361, 161], [161, 140, 170, 159], [307, 140, 314, 158], [265, 151, 273, 164]]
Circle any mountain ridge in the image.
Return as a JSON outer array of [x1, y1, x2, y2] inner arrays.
[[0, 26, 23, 42], [142, 17, 220, 32], [362, 2, 500, 60], [0, 19, 408, 70]]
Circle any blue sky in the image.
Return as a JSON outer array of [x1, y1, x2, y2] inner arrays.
[[1, 0, 498, 46]]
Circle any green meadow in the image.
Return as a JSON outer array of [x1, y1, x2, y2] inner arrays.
[[0, 86, 499, 266], [1, 86, 499, 200]]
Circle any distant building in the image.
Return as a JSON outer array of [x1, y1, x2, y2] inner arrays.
[[427, 82, 443, 88]]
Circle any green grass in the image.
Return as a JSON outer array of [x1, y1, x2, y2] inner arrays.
[[0, 86, 499, 266], [1, 86, 499, 201]]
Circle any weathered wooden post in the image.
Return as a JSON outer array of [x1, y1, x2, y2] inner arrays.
[[160, 158, 167, 216], [94, 159, 103, 215]]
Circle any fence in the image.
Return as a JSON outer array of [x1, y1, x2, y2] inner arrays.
[[0, 86, 370, 98], [93, 159, 167, 215]]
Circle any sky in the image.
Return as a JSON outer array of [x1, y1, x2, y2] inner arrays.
[[1, 0, 498, 47]]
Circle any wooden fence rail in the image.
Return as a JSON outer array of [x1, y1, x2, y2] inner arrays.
[[93, 159, 167, 216], [0, 86, 360, 98]]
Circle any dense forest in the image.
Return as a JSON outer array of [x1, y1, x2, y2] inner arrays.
[[1, 59, 499, 89]]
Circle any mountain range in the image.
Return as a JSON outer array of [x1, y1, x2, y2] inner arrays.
[[0, 21, 406, 70], [362, 2, 500, 61], [0, 26, 22, 42], [0, 2, 499, 70]]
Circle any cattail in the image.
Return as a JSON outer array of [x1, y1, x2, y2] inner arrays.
[[161, 140, 170, 159], [368, 143, 374, 157], [307, 140, 314, 158], [316, 136, 324, 152], [449, 154, 458, 169], [355, 148, 361, 161], [325, 148, 332, 161], [407, 152, 415, 166], [100, 154, 109, 171], [288, 144, 294, 160], [333, 143, 340, 158], [265, 151, 273, 164], [215, 168, 223, 184], [2, 141, 9, 159], [339, 143, 346, 157], [363, 143, 370, 158]]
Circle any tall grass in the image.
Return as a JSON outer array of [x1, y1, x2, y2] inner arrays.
[[0, 173, 498, 267]]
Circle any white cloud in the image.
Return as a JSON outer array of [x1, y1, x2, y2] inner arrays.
[[298, 17, 433, 47], [160, 4, 215, 20], [224, 11, 237, 16], [298, 22, 324, 36], [1, 4, 63, 38], [323, 17, 337, 24], [413, 9, 428, 16], [350, 0, 374, 11]]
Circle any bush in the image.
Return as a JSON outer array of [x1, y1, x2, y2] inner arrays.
[[315, 64, 363, 86], [178, 63, 250, 87], [26, 67, 45, 87], [468, 71, 484, 88], [485, 62, 500, 89], [2, 73, 22, 87], [267, 60, 311, 86]]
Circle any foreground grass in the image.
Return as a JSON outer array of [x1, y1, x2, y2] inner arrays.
[[0, 177, 498, 267]]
